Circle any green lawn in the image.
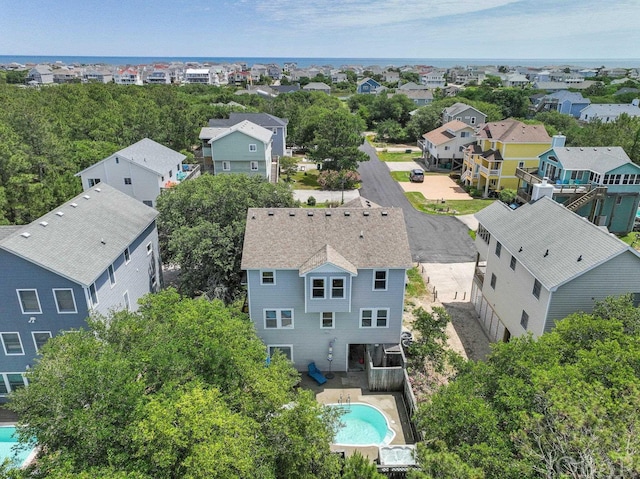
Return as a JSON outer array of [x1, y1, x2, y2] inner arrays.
[[377, 151, 422, 162], [405, 267, 427, 298], [619, 232, 640, 251], [405, 192, 496, 215], [282, 169, 320, 189], [391, 171, 411, 182]]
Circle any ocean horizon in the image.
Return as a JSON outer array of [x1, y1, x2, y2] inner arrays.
[[1, 55, 639, 70]]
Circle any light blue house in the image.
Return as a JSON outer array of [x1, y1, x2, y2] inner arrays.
[[207, 113, 289, 158], [0, 184, 160, 400], [516, 136, 640, 234], [241, 205, 412, 373], [357, 77, 383, 94], [548, 91, 591, 118]]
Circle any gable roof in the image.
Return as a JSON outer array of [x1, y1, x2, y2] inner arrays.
[[299, 244, 358, 276], [0, 184, 158, 287], [228, 112, 288, 127], [477, 119, 551, 143], [547, 147, 638, 174], [207, 120, 274, 144], [547, 90, 590, 104], [76, 139, 186, 177], [474, 197, 637, 291], [443, 102, 485, 118], [398, 82, 428, 91], [580, 103, 640, 117], [241, 208, 412, 271], [397, 90, 434, 100], [423, 120, 474, 146], [303, 82, 331, 90]]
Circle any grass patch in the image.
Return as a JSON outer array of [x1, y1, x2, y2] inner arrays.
[[405, 192, 496, 215], [406, 267, 427, 298], [282, 169, 320, 190], [391, 171, 411, 182], [468, 229, 476, 240], [619, 232, 640, 250], [378, 151, 421, 162]]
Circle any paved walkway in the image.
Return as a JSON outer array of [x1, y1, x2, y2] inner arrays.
[[293, 189, 360, 203]]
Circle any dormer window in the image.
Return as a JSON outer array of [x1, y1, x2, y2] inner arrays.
[[331, 278, 344, 299], [312, 278, 325, 299]]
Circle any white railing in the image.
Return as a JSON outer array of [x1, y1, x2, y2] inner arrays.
[[479, 165, 501, 176]]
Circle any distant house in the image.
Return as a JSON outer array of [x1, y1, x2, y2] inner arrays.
[[357, 77, 383, 94], [27, 65, 53, 85], [331, 72, 348, 83], [442, 102, 487, 127], [271, 84, 301, 94], [184, 68, 215, 85], [241, 206, 412, 373], [383, 70, 400, 83], [204, 121, 273, 180], [52, 69, 81, 84], [397, 82, 429, 91], [515, 139, 640, 234], [501, 73, 529, 88], [303, 82, 332, 94], [0, 184, 161, 399], [146, 69, 171, 84], [395, 89, 433, 106], [114, 68, 142, 85], [76, 139, 193, 207], [82, 69, 113, 83], [472, 197, 640, 342], [532, 90, 591, 118], [419, 120, 476, 171], [579, 101, 640, 123], [533, 80, 597, 92], [419, 71, 446, 89]]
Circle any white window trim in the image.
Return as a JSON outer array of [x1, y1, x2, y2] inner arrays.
[[17, 289, 42, 315], [52, 288, 78, 314], [359, 308, 390, 329], [146, 242, 153, 255], [311, 277, 326, 299], [124, 247, 131, 265], [260, 270, 276, 285], [372, 270, 388, 291], [108, 264, 116, 288], [267, 344, 293, 362], [320, 312, 335, 329], [222, 161, 231, 171], [32, 331, 52, 352], [263, 308, 294, 329], [250, 161, 259, 171], [1, 332, 25, 355], [89, 283, 99, 308], [249, 144, 257, 152], [330, 276, 345, 299]]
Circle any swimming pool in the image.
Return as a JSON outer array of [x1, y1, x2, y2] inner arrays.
[[0, 427, 34, 468], [329, 403, 395, 446]]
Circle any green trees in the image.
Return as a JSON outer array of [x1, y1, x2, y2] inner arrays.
[[414, 295, 640, 478], [9, 290, 341, 478], [155, 174, 296, 301]]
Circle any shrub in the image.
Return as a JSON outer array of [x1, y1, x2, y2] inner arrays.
[[307, 196, 316, 206], [317, 170, 361, 190]]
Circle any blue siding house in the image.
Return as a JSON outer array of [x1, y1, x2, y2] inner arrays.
[[0, 184, 160, 399], [241, 206, 412, 373], [357, 77, 383, 94]]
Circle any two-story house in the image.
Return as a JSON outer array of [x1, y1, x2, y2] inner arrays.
[[0, 184, 161, 399], [76, 138, 195, 207], [241, 207, 412, 373], [419, 120, 476, 171], [26, 65, 54, 85], [357, 77, 383, 94], [441, 102, 487, 127], [472, 196, 640, 343], [419, 71, 446, 89], [461, 119, 551, 196], [113, 67, 142, 85], [201, 121, 273, 180], [579, 101, 640, 123], [515, 139, 640, 234], [532, 90, 591, 118]]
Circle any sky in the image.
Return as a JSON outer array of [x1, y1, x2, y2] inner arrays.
[[1, 0, 639, 59]]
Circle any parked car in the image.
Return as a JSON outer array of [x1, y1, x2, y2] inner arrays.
[[409, 168, 424, 182]]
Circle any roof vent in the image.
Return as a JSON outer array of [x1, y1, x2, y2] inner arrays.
[[83, 195, 90, 200], [268, 211, 274, 216], [21, 232, 31, 238], [251, 213, 256, 219], [307, 211, 314, 216], [101, 238, 106, 245], [39, 221, 48, 227], [56, 211, 64, 217], [70, 202, 78, 208], [359, 231, 364, 238], [95, 188, 101, 192], [577, 255, 582, 262], [289, 211, 296, 217], [544, 249, 549, 257], [325, 211, 332, 216], [363, 211, 370, 216], [381, 211, 388, 216], [344, 211, 351, 217]]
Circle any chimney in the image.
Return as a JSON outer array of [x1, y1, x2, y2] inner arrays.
[[551, 134, 566, 148], [531, 177, 555, 201]]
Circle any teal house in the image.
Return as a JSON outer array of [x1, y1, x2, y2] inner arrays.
[[516, 137, 640, 234]]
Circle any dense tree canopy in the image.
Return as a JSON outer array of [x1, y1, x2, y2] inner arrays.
[[155, 174, 296, 301], [414, 295, 640, 478], [9, 290, 341, 478]]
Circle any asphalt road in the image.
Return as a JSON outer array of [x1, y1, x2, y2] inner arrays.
[[358, 141, 476, 263]]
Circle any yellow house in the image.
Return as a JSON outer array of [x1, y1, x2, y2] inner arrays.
[[461, 119, 551, 196]]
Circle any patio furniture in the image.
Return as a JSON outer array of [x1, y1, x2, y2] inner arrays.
[[307, 362, 328, 385]]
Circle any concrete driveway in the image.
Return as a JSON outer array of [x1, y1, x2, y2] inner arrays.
[[358, 142, 476, 263]]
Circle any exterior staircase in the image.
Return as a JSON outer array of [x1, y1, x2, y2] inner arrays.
[[564, 186, 607, 211]]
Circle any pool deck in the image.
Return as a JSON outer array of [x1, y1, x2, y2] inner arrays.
[[299, 370, 415, 461]]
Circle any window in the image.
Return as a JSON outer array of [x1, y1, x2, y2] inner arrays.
[[53, 288, 77, 313], [143, 200, 153, 207], [532, 279, 541, 299], [32, 331, 52, 352], [490, 273, 496, 289], [108, 265, 116, 287], [360, 309, 389, 328], [146, 242, 153, 255], [222, 161, 231, 171], [89, 283, 99, 307], [0, 374, 27, 395], [518, 161, 525, 168], [115, 157, 119, 164], [261, 271, 275, 285], [373, 270, 387, 291], [1, 333, 24, 355], [477, 225, 491, 244], [331, 278, 345, 299], [264, 309, 294, 329], [495, 241, 502, 257], [88, 178, 101, 187], [510, 255, 517, 271], [124, 177, 132, 185], [616, 196, 623, 205], [123, 291, 130, 311], [520, 310, 529, 330], [268, 345, 292, 361], [249, 144, 257, 152], [17, 289, 41, 314], [124, 247, 131, 264], [321, 312, 334, 329], [470, 117, 476, 125], [312, 278, 325, 299], [272, 129, 277, 136], [169, 169, 173, 178], [250, 161, 259, 171]]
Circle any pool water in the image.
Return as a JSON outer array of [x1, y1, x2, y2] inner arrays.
[[329, 403, 395, 446], [0, 427, 33, 468]]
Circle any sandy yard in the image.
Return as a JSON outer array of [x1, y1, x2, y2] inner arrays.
[[384, 161, 472, 201]]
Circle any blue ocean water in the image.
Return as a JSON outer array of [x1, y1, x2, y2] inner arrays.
[[1, 55, 639, 69]]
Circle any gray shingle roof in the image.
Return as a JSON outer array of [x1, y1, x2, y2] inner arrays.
[[229, 112, 288, 127], [549, 147, 638, 175], [580, 103, 640, 118], [241, 208, 412, 271], [0, 184, 158, 287], [474, 197, 636, 291], [205, 120, 273, 144]]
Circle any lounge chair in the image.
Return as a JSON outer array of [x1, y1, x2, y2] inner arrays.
[[307, 362, 328, 385]]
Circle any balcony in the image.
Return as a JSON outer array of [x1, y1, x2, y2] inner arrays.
[[478, 164, 501, 177], [474, 262, 486, 286], [161, 164, 201, 192]]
